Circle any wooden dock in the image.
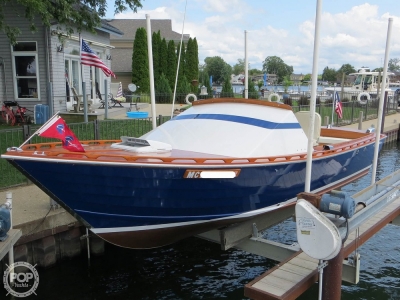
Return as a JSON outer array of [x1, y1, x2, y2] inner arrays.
[[0, 229, 21, 261], [244, 193, 400, 299]]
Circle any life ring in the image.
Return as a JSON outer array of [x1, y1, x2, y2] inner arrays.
[[357, 92, 370, 105], [268, 93, 280, 102], [185, 93, 197, 105]]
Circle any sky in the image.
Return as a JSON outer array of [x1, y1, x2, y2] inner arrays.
[[105, 0, 400, 75]]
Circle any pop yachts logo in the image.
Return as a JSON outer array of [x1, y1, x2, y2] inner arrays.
[[3, 262, 39, 297]]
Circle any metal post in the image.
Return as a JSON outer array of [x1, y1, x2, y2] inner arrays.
[[324, 116, 329, 127], [372, 18, 393, 185], [6, 192, 14, 284], [86, 228, 90, 266], [305, 0, 322, 192], [358, 111, 364, 130], [318, 260, 324, 300], [22, 125, 31, 143], [94, 119, 100, 140], [322, 247, 344, 300], [381, 91, 388, 133], [244, 30, 248, 99], [158, 114, 163, 126], [82, 82, 88, 123], [104, 79, 108, 119]]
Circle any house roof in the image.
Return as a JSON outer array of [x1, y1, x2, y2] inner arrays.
[[106, 19, 189, 42], [99, 19, 124, 36], [107, 19, 190, 73]]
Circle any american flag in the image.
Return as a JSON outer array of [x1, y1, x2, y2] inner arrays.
[[334, 91, 343, 119], [81, 39, 116, 78], [116, 82, 123, 98]]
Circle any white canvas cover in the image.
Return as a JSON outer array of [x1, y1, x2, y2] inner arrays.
[[141, 102, 309, 158]]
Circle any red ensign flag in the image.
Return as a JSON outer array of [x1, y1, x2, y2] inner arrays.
[[38, 116, 85, 152]]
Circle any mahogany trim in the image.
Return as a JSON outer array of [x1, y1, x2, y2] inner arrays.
[[9, 133, 379, 166], [192, 97, 293, 110]]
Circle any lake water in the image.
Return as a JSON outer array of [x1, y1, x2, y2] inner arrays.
[[4, 141, 400, 299], [220, 84, 400, 94]]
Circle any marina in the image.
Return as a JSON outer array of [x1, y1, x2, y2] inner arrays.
[[1, 111, 400, 299], [1, 1, 400, 298]]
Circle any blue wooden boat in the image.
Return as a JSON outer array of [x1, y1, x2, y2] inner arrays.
[[2, 98, 385, 248]]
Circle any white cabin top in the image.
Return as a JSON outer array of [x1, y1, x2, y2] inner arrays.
[[141, 99, 309, 158], [348, 67, 394, 92]]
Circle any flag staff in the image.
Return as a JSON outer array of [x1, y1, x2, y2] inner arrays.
[[18, 112, 61, 148], [78, 34, 88, 122], [331, 83, 336, 126]]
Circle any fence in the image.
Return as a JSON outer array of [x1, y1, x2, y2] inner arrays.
[[0, 116, 171, 189], [0, 94, 397, 189]]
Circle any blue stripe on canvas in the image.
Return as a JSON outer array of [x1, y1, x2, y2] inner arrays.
[[172, 114, 301, 129]]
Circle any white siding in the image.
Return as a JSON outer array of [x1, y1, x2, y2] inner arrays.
[[0, 3, 113, 119]]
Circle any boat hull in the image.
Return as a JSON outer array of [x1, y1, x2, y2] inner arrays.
[[7, 140, 378, 248]]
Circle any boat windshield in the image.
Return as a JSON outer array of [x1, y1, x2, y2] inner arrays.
[[364, 75, 372, 84], [354, 75, 362, 85]]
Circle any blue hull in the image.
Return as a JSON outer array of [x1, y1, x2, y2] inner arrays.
[[11, 143, 376, 230]]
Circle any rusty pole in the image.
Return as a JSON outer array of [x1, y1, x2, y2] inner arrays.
[[322, 246, 344, 300]]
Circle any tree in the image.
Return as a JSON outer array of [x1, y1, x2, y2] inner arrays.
[[205, 56, 231, 84], [176, 75, 191, 103], [131, 27, 149, 93], [337, 64, 356, 75], [1, 0, 143, 45], [152, 31, 161, 82], [159, 38, 168, 81], [220, 75, 234, 98], [282, 76, 293, 93], [247, 78, 258, 99], [176, 41, 188, 96], [167, 40, 177, 91], [322, 66, 337, 82], [388, 58, 400, 72], [249, 69, 262, 76], [233, 59, 245, 75], [185, 37, 199, 93], [155, 73, 172, 103], [302, 74, 311, 82], [262, 56, 293, 83]]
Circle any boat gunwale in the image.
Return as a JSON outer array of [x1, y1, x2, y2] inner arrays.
[[4, 133, 381, 166], [192, 97, 293, 110]]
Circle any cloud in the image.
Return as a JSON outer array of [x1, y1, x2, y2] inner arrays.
[[112, 2, 400, 74]]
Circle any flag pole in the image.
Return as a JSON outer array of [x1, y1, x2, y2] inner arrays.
[[331, 84, 336, 126], [19, 112, 61, 148], [170, 0, 188, 118], [79, 34, 88, 122]]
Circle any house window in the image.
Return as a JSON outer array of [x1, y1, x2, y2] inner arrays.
[[11, 42, 39, 99]]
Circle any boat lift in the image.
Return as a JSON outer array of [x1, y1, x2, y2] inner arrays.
[[197, 168, 400, 299]]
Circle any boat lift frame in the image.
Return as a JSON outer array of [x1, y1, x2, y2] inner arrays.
[[197, 168, 400, 299]]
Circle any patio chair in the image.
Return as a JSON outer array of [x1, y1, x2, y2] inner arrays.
[[72, 87, 94, 112], [110, 82, 126, 107], [97, 82, 112, 109]]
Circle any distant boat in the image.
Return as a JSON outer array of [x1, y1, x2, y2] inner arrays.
[[2, 98, 386, 249], [324, 67, 394, 102]]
